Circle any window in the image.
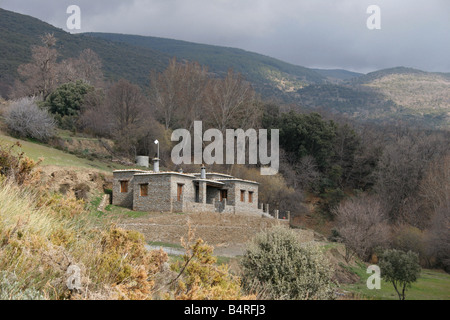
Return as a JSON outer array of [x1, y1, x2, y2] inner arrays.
[[177, 184, 184, 201], [140, 184, 148, 197], [120, 181, 128, 193], [220, 190, 228, 202], [241, 190, 245, 202], [249, 191, 254, 203]]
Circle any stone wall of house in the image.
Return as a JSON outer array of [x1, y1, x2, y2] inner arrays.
[[185, 201, 216, 213], [170, 174, 196, 212], [113, 170, 267, 216], [220, 180, 259, 211], [132, 173, 198, 213], [206, 187, 221, 204], [132, 174, 172, 212], [112, 170, 146, 209]]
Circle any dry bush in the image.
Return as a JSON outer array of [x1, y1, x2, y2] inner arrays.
[[233, 166, 306, 217], [169, 224, 252, 300], [0, 142, 42, 186], [5, 97, 56, 142], [392, 225, 428, 266], [334, 195, 390, 262]]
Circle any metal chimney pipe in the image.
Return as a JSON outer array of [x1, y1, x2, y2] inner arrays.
[[200, 165, 206, 179]]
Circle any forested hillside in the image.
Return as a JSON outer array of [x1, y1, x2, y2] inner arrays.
[[1, 8, 449, 129], [85, 32, 326, 92], [0, 8, 170, 96]]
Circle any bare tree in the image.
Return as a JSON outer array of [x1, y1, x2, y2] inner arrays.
[[58, 49, 104, 87], [335, 195, 390, 262], [16, 33, 59, 100], [374, 131, 448, 225], [149, 58, 209, 130], [75, 49, 104, 86], [420, 155, 450, 212], [426, 200, 450, 271], [204, 69, 259, 132], [105, 79, 150, 156], [14, 34, 104, 100]]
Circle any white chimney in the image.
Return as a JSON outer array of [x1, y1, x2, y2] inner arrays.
[[200, 165, 206, 179], [153, 158, 160, 173]]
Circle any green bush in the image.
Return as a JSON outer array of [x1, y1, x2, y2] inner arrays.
[[240, 226, 335, 300], [379, 249, 421, 300]]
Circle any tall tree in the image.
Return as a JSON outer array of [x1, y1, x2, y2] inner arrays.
[[204, 69, 258, 132], [106, 79, 150, 156], [16, 33, 59, 100], [149, 58, 208, 130]]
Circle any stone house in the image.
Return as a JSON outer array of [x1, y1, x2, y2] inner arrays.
[[112, 159, 271, 216]]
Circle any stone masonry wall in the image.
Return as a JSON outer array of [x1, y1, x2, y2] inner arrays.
[[133, 174, 172, 212], [112, 170, 145, 209], [170, 174, 196, 212]]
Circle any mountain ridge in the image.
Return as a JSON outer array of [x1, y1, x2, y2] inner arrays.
[[1, 8, 448, 129]]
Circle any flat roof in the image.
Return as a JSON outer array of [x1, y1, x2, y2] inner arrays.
[[194, 172, 235, 178], [216, 178, 260, 185], [193, 179, 225, 187], [134, 171, 196, 178], [114, 169, 259, 185], [113, 169, 150, 173]]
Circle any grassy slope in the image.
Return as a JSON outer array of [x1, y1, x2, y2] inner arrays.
[[0, 133, 128, 172], [343, 261, 450, 300]]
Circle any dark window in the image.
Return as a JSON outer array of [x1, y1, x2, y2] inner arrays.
[[220, 190, 228, 201], [241, 190, 245, 202], [120, 181, 128, 193], [177, 184, 184, 201], [249, 191, 254, 203], [140, 184, 148, 197]]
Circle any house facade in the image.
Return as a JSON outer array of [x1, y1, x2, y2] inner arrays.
[[112, 161, 270, 216]]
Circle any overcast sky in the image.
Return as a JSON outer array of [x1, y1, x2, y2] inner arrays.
[[1, 0, 449, 73]]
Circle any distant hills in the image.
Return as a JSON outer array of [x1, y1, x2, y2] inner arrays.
[[85, 32, 328, 96], [312, 69, 363, 82], [0, 8, 448, 129]]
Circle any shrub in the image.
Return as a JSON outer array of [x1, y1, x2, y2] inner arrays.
[[393, 225, 428, 266], [5, 97, 56, 142], [0, 142, 41, 186], [0, 272, 45, 300], [240, 226, 335, 300], [170, 225, 250, 300], [379, 249, 421, 300]]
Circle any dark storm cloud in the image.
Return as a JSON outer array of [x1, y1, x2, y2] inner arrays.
[[1, 0, 449, 73]]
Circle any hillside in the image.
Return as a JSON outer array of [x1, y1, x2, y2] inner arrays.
[[1, 8, 449, 129], [289, 67, 450, 129], [357, 71, 450, 127], [312, 68, 363, 82], [0, 8, 171, 97], [85, 32, 326, 96]]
